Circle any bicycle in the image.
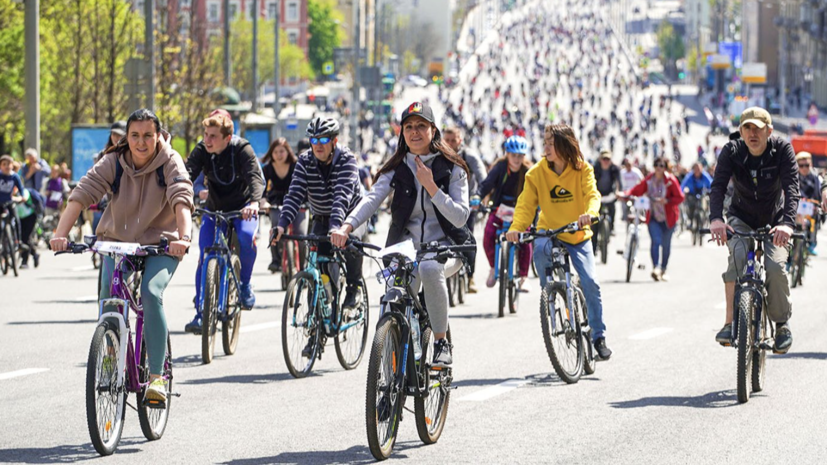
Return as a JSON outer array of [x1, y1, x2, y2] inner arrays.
[[56, 236, 175, 456], [701, 227, 805, 403], [280, 234, 372, 378], [365, 240, 475, 460], [195, 208, 246, 364], [482, 204, 520, 317], [0, 201, 20, 277], [595, 194, 615, 264], [788, 199, 820, 288], [519, 220, 597, 384], [689, 190, 710, 247], [617, 196, 648, 282], [447, 261, 470, 307], [262, 205, 304, 290]]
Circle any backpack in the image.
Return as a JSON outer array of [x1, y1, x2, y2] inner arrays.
[[111, 158, 166, 195]]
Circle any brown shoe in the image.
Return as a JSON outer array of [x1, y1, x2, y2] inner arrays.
[[651, 267, 661, 282], [467, 277, 478, 294]]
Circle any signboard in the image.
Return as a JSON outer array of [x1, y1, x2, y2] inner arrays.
[[719, 41, 743, 69], [244, 128, 272, 157], [703, 42, 718, 56], [71, 126, 111, 182], [742, 62, 767, 84], [322, 61, 334, 75], [708, 54, 731, 70]]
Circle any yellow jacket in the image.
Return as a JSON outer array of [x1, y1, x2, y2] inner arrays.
[[508, 158, 601, 245]]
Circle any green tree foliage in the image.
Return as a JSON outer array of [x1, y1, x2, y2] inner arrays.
[[657, 19, 685, 79], [307, 0, 343, 77], [0, 0, 25, 156]]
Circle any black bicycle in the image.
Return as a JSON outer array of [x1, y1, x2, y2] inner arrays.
[[702, 227, 804, 403], [595, 195, 615, 264], [0, 201, 20, 277], [365, 241, 474, 460], [689, 190, 709, 246]]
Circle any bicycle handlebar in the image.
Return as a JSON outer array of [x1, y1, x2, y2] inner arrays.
[[515, 216, 599, 242], [699, 228, 806, 240], [55, 237, 171, 256], [194, 208, 246, 222]]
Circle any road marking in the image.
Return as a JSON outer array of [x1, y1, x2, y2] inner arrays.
[[240, 321, 280, 333], [70, 265, 95, 272], [458, 379, 530, 402], [629, 327, 673, 340], [0, 368, 49, 381]]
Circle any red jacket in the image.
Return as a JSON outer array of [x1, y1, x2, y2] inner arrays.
[[626, 172, 685, 228]]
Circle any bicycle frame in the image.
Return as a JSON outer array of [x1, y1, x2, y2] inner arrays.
[[493, 220, 517, 284], [542, 238, 579, 335], [731, 238, 767, 347], [197, 214, 242, 322], [296, 242, 359, 334]]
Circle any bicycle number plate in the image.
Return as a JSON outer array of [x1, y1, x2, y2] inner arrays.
[[634, 197, 651, 211], [378, 239, 417, 261], [95, 241, 141, 255], [797, 201, 815, 217], [495, 205, 515, 222]]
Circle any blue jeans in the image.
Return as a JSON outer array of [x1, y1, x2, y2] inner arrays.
[[647, 220, 674, 270], [533, 237, 606, 341], [195, 214, 259, 310]]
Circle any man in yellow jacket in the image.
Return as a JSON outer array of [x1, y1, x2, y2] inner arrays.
[[506, 124, 611, 360]]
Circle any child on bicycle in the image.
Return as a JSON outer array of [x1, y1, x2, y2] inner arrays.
[[50, 109, 194, 402], [505, 124, 612, 361]]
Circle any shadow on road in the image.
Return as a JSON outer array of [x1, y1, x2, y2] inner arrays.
[[771, 352, 827, 360], [453, 377, 511, 388], [219, 441, 423, 464], [180, 372, 318, 385], [33, 299, 97, 305], [609, 390, 742, 409], [0, 441, 141, 463], [450, 313, 501, 319], [7, 319, 97, 326], [522, 372, 600, 387]]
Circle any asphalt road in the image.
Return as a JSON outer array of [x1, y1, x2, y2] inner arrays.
[[2, 213, 827, 464]]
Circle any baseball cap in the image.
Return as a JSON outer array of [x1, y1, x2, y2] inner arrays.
[[0, 154, 13, 164], [600, 150, 612, 160], [795, 151, 812, 161], [740, 107, 772, 129], [209, 108, 233, 120], [400, 102, 435, 125], [110, 121, 126, 136]]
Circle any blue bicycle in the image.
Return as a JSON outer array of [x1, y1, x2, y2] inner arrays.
[[484, 205, 520, 318], [195, 209, 245, 364]]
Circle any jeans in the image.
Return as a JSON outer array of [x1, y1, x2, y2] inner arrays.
[[647, 220, 674, 270], [533, 237, 606, 341], [195, 214, 259, 308], [100, 255, 178, 375]]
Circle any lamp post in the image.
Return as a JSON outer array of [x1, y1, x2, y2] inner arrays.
[[24, 0, 40, 154]]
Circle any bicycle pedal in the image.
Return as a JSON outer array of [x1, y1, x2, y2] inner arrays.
[[170, 391, 182, 398], [637, 264, 645, 269], [143, 398, 167, 409], [719, 341, 732, 347]]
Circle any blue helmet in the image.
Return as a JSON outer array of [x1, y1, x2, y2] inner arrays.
[[504, 135, 528, 155]]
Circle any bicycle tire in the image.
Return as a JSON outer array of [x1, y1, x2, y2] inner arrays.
[[1, 224, 10, 275], [796, 240, 807, 287], [335, 279, 370, 370], [790, 240, 802, 288], [599, 217, 610, 264], [508, 277, 519, 314], [5, 224, 18, 277], [498, 244, 507, 318], [447, 274, 456, 308], [414, 327, 451, 445], [576, 287, 595, 375], [626, 234, 637, 283], [138, 335, 172, 440], [201, 258, 220, 364], [751, 306, 769, 393], [222, 255, 242, 355], [282, 271, 320, 378], [457, 272, 465, 304], [736, 292, 754, 404], [86, 321, 127, 456], [540, 282, 583, 384], [366, 318, 403, 461]]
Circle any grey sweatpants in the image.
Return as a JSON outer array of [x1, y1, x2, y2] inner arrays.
[[722, 217, 792, 323], [409, 254, 463, 334]]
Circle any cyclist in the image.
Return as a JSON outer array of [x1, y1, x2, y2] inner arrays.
[[622, 157, 685, 281], [273, 116, 365, 323], [16, 185, 43, 268], [680, 162, 713, 231], [795, 152, 821, 255], [184, 109, 265, 333], [444, 126, 487, 293], [709, 107, 799, 353], [619, 157, 643, 221], [1, 155, 26, 244], [262, 137, 307, 272], [331, 102, 472, 366], [19, 148, 50, 193], [473, 135, 532, 291], [43, 165, 70, 218], [50, 109, 193, 402], [504, 124, 612, 361], [591, 150, 621, 251]]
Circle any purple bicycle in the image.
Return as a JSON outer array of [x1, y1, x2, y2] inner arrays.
[[56, 236, 175, 456]]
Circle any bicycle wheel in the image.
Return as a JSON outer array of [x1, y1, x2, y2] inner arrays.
[[625, 234, 637, 283], [790, 240, 803, 288], [796, 241, 807, 287], [751, 306, 769, 393], [507, 275, 519, 314], [86, 321, 126, 456], [1, 225, 10, 275], [201, 258, 220, 364], [599, 217, 610, 264], [498, 245, 507, 318], [540, 282, 583, 384], [415, 327, 451, 444], [736, 292, 755, 404], [282, 271, 320, 378], [222, 255, 242, 355], [138, 336, 172, 440], [335, 279, 370, 370], [457, 272, 465, 304], [576, 287, 595, 375], [5, 224, 17, 277], [447, 274, 456, 308], [281, 240, 295, 291], [366, 318, 403, 461]]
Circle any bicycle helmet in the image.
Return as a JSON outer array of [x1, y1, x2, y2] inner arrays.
[[503, 135, 528, 155], [306, 116, 340, 138]]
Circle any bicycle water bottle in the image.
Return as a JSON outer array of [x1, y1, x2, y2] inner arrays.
[[411, 312, 422, 360], [321, 274, 333, 333]]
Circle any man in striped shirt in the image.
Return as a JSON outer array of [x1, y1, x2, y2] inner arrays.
[[274, 117, 365, 314]]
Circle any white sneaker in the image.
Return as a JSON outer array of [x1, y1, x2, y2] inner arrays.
[[486, 269, 497, 288]]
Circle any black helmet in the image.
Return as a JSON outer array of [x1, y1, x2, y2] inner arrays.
[[306, 116, 340, 138]]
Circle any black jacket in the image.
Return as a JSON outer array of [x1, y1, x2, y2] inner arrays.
[[592, 161, 621, 196], [710, 136, 800, 229], [262, 163, 295, 205], [185, 137, 265, 212], [476, 159, 527, 208], [799, 172, 822, 202]]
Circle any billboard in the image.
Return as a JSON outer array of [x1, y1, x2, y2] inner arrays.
[[719, 41, 743, 69], [71, 126, 111, 182], [244, 128, 272, 158]]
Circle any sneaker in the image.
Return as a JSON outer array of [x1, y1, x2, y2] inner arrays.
[[240, 283, 255, 309], [184, 314, 202, 335], [467, 277, 478, 294], [774, 322, 793, 354], [651, 267, 661, 282], [19, 263, 28, 269], [301, 338, 316, 358], [518, 277, 531, 293], [659, 271, 669, 282], [715, 323, 732, 345], [808, 244, 818, 256], [145, 378, 167, 402], [33, 253, 40, 268], [268, 262, 280, 273], [594, 337, 612, 361], [432, 339, 453, 366], [486, 268, 497, 288], [342, 286, 361, 311]]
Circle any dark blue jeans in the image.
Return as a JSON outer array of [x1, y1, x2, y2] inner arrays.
[[647, 220, 674, 270]]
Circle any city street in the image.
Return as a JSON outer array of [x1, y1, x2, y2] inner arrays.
[[2, 215, 827, 463]]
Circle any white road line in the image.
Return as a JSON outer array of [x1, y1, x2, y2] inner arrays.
[[458, 379, 530, 402], [240, 321, 280, 333], [0, 368, 49, 381], [70, 266, 95, 272], [629, 327, 673, 340]]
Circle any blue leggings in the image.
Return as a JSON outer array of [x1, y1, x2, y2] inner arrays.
[[195, 214, 259, 306], [647, 220, 674, 270]]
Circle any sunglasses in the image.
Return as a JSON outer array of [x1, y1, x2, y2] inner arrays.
[[654, 163, 665, 168], [310, 137, 332, 145], [798, 163, 811, 168]]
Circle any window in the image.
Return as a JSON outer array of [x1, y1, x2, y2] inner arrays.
[[208, 1, 219, 21], [179, 0, 191, 9], [229, 1, 239, 20], [288, 29, 298, 44], [267, 1, 277, 20], [286, 0, 298, 22], [135, 0, 144, 13]]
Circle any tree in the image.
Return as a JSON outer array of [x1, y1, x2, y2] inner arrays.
[[307, 0, 342, 77], [657, 20, 685, 79], [0, 0, 25, 157]]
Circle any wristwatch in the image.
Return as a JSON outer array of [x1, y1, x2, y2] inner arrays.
[[181, 235, 191, 242]]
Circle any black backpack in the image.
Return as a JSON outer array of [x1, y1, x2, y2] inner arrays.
[[111, 158, 167, 195]]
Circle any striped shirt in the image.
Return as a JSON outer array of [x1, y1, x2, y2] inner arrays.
[[278, 145, 362, 231]]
